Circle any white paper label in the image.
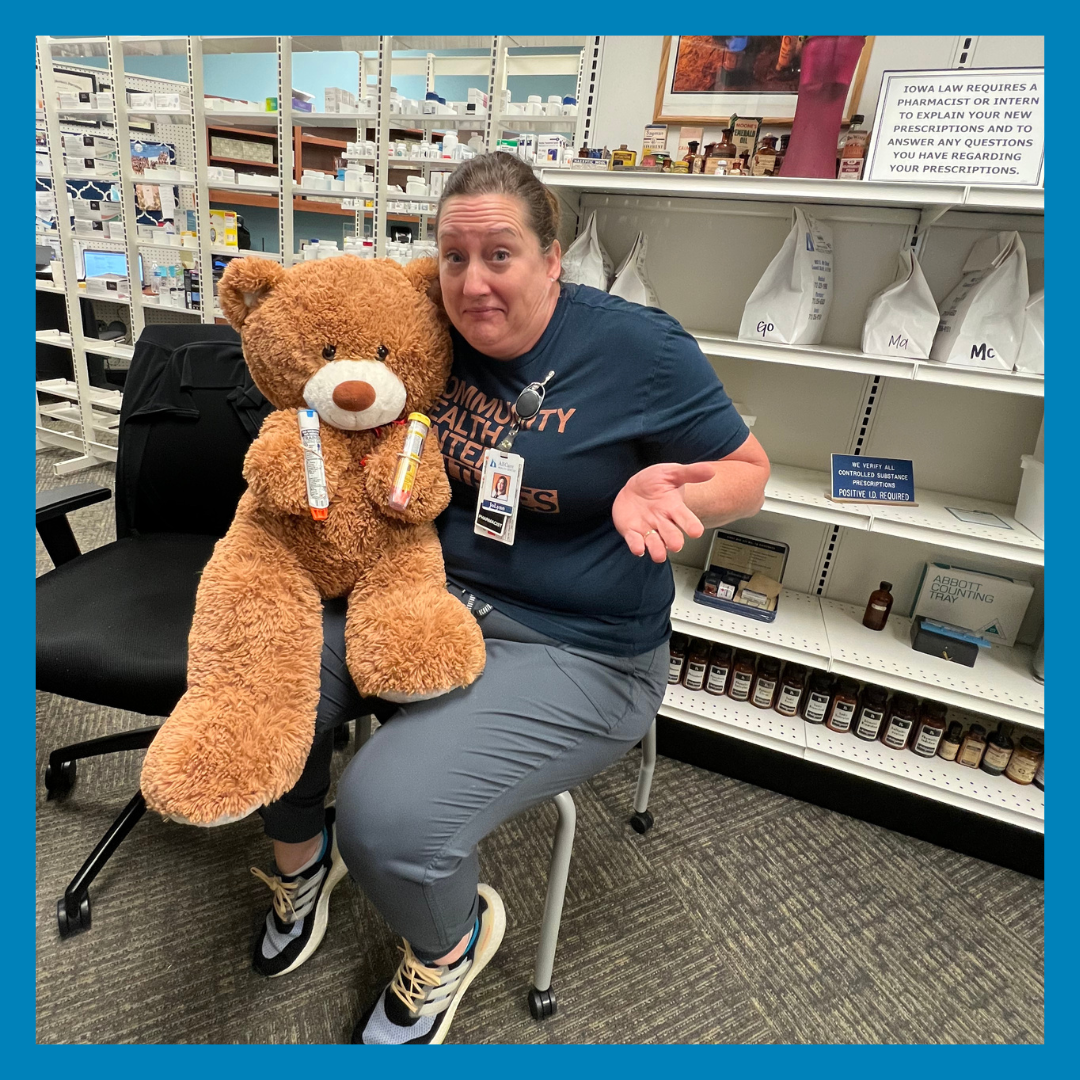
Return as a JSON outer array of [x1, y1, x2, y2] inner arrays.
[[729, 671, 752, 700], [855, 708, 884, 739], [804, 692, 830, 722]]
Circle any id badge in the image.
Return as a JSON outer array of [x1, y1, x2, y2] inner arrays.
[[474, 447, 523, 546]]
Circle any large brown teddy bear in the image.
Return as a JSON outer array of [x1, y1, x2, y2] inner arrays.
[[140, 255, 487, 826]]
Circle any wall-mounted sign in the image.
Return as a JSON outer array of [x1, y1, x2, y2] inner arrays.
[[865, 67, 1043, 186], [829, 455, 917, 505]]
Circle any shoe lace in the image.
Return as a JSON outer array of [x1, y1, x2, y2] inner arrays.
[[250, 867, 298, 922], [389, 941, 444, 1014]]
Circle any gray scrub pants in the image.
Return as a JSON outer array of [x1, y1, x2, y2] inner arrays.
[[259, 586, 669, 960]]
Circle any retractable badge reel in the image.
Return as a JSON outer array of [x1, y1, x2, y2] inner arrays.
[[496, 370, 555, 452]]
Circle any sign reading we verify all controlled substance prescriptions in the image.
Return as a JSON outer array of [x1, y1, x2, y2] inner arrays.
[[829, 455, 917, 505], [864, 67, 1044, 186]]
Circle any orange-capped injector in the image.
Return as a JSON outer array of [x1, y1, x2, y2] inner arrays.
[[388, 413, 431, 512], [298, 409, 329, 521]]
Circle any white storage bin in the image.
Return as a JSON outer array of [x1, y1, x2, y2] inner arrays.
[[1015, 455, 1044, 540]]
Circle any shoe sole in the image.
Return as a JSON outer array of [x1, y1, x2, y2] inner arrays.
[[269, 826, 349, 978], [428, 883, 506, 1044]]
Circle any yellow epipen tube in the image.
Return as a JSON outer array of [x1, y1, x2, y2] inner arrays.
[[298, 409, 329, 521], [388, 412, 431, 511]]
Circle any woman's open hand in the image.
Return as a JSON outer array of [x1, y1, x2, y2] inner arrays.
[[612, 462, 716, 562]]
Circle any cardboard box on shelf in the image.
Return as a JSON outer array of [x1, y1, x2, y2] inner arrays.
[[911, 562, 1034, 648]]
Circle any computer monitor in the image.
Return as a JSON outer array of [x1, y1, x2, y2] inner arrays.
[[81, 248, 144, 283]]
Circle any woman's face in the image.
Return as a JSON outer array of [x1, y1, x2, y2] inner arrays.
[[437, 194, 561, 360]]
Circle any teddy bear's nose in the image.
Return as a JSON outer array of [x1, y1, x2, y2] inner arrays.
[[332, 380, 377, 412]]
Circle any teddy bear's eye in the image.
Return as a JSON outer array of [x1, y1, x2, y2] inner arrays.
[[376, 344, 389, 361], [322, 345, 336, 360]]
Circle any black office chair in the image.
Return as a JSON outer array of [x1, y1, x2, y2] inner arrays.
[[36, 322, 281, 938]]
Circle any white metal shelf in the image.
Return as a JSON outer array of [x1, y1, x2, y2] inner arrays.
[[663, 685, 806, 755], [536, 168, 1044, 216], [820, 598, 1043, 729], [38, 401, 119, 434], [692, 330, 1043, 398], [202, 111, 278, 124], [36, 379, 123, 412], [498, 114, 576, 132], [208, 180, 281, 195], [762, 464, 1043, 566], [36, 330, 72, 349], [670, 562, 831, 671], [670, 562, 1043, 729], [804, 724, 1043, 832], [36, 280, 65, 294]]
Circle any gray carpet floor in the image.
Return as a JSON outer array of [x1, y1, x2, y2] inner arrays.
[[35, 447, 1044, 1045]]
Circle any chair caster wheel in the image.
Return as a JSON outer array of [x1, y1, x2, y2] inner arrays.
[[45, 760, 77, 799], [57, 894, 91, 938], [528, 986, 557, 1020], [629, 809, 654, 834], [333, 721, 351, 750]]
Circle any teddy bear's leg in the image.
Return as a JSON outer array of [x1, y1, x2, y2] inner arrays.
[[343, 524, 486, 701], [140, 519, 325, 826]]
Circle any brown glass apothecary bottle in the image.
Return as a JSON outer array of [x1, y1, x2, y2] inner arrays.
[[728, 651, 756, 701], [668, 633, 688, 686], [937, 721, 964, 762], [801, 671, 834, 724], [863, 581, 894, 632], [704, 642, 733, 696], [956, 724, 988, 768], [911, 701, 948, 758], [825, 678, 860, 733], [853, 685, 888, 741], [682, 638, 711, 692], [750, 656, 781, 709], [775, 663, 807, 717], [1005, 735, 1043, 786], [881, 693, 918, 750]]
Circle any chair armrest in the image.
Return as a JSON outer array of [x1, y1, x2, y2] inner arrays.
[[36, 484, 112, 524], [36, 484, 112, 567]]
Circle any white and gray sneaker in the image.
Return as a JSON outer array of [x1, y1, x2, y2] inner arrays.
[[351, 883, 506, 1044], [251, 806, 348, 978]]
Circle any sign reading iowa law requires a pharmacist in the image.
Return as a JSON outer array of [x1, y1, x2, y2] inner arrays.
[[864, 67, 1044, 186], [829, 455, 917, 505]]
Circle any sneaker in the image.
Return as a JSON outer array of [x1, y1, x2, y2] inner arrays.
[[351, 883, 506, 1045], [251, 806, 348, 978]]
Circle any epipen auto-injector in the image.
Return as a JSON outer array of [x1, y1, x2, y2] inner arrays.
[[297, 409, 329, 521]]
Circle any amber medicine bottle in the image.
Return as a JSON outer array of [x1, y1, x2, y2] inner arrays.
[[1005, 736, 1043, 786], [956, 724, 988, 768], [728, 652, 756, 701], [682, 638, 711, 692], [981, 723, 1014, 776], [937, 721, 964, 762], [751, 656, 781, 709], [704, 643, 733, 696], [801, 671, 833, 724], [775, 663, 807, 716], [854, 685, 888, 741], [825, 678, 860, 733], [881, 693, 918, 751], [862, 581, 894, 631], [667, 633, 688, 685], [911, 701, 948, 758]]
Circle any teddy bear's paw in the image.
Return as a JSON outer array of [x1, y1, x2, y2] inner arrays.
[[377, 687, 456, 704], [164, 806, 259, 828]]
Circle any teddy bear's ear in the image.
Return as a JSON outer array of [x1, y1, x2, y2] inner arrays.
[[218, 257, 288, 329], [401, 256, 444, 314]]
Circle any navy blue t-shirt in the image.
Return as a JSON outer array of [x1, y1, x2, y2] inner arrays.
[[432, 283, 749, 656]]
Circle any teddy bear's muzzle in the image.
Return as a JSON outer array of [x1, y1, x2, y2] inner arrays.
[[332, 380, 377, 412]]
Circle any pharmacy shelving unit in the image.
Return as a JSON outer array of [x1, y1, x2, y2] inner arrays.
[[537, 168, 1045, 838]]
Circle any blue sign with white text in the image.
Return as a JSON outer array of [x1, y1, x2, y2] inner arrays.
[[830, 454, 916, 503]]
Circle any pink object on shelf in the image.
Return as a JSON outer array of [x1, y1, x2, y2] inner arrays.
[[779, 36, 866, 180]]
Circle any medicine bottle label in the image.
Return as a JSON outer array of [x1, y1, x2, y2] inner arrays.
[[883, 717, 913, 749], [828, 701, 855, 732], [684, 661, 707, 692], [913, 725, 944, 757], [668, 657, 684, 684], [752, 677, 777, 708], [729, 671, 752, 700], [776, 685, 802, 715], [983, 744, 1012, 771], [1005, 754, 1040, 784], [855, 708, 884, 739], [804, 692, 830, 723], [706, 664, 731, 694]]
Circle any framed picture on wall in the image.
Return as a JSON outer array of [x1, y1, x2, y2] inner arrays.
[[654, 36, 875, 125]]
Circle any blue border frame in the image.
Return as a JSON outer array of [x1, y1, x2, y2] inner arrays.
[[19, 4, 1062, 1064]]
